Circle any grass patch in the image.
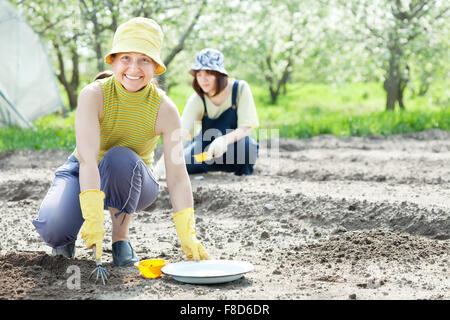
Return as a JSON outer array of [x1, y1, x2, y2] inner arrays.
[[0, 111, 76, 152], [277, 107, 449, 138]]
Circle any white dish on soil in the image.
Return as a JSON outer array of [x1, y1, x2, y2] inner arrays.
[[161, 260, 254, 284]]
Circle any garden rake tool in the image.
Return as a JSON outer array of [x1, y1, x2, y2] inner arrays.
[[89, 245, 110, 285]]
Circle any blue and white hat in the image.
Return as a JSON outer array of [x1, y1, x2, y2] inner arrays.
[[189, 48, 228, 76]]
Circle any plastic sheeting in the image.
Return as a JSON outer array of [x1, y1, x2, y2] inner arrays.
[[0, 0, 63, 128]]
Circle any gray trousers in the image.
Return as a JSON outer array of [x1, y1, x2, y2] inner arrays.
[[32, 146, 159, 248]]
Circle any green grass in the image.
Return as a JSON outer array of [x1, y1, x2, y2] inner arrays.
[[1, 81, 448, 152], [277, 107, 449, 138], [0, 111, 76, 152]]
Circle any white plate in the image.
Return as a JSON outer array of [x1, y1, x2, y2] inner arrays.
[[161, 260, 254, 284]]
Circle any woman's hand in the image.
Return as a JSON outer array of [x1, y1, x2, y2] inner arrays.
[[205, 127, 252, 161], [205, 135, 228, 160], [79, 189, 106, 260], [173, 208, 210, 261]]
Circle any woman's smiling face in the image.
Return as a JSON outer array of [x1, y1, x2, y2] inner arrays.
[[111, 52, 156, 92]]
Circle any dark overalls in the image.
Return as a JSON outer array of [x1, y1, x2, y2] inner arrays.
[[184, 80, 259, 176]]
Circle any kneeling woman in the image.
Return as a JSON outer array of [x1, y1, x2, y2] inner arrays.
[[32, 18, 209, 266], [180, 48, 259, 176]]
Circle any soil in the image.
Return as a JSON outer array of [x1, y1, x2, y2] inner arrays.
[[0, 129, 449, 300]]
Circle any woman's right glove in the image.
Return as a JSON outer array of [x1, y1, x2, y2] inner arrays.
[[79, 189, 105, 260], [173, 207, 210, 261]]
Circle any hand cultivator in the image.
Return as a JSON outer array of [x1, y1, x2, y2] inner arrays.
[[88, 245, 110, 285]]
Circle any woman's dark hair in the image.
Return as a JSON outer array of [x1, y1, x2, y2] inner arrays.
[[192, 70, 228, 97], [94, 70, 114, 81]]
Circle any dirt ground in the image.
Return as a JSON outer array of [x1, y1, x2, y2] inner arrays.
[[0, 129, 449, 300]]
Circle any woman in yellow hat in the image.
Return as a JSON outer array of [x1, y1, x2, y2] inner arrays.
[[32, 17, 210, 267]]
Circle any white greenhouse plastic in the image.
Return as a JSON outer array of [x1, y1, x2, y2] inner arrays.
[[0, 0, 63, 128]]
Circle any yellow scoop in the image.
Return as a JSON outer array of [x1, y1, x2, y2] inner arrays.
[[134, 259, 167, 279], [194, 152, 208, 162]]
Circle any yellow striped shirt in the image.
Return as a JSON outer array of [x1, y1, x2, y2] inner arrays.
[[73, 76, 162, 167]]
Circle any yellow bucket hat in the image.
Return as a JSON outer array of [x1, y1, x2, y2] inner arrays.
[[105, 17, 166, 75]]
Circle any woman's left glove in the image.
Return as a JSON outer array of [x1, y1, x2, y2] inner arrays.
[[173, 208, 210, 261], [79, 189, 106, 260], [205, 136, 228, 161]]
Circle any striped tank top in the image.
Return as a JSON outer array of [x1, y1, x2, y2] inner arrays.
[[73, 75, 162, 167]]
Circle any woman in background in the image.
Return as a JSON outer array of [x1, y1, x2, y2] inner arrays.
[[155, 48, 259, 179]]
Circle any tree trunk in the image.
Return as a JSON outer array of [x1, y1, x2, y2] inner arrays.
[[159, 0, 206, 92], [92, 16, 104, 72], [384, 49, 401, 110], [384, 77, 399, 110], [418, 81, 430, 96], [269, 88, 278, 104], [93, 34, 104, 73], [156, 73, 167, 92], [398, 79, 406, 110], [66, 85, 78, 111], [263, 25, 296, 104], [276, 58, 292, 98], [80, 0, 104, 72], [54, 42, 80, 110], [262, 55, 276, 103], [266, 57, 292, 104]]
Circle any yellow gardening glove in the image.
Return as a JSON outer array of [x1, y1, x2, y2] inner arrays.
[[173, 207, 210, 261], [79, 189, 105, 260]]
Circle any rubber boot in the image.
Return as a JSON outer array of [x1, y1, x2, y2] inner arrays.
[[52, 241, 76, 259], [112, 241, 139, 267]]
